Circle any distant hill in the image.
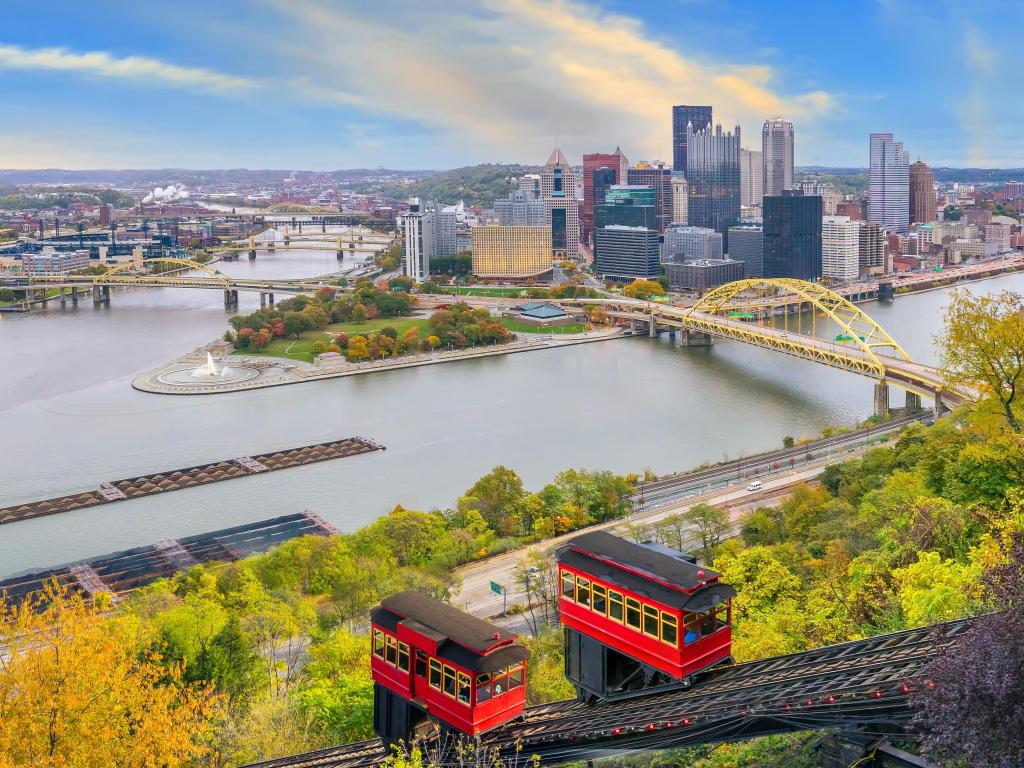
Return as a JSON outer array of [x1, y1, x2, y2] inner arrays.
[[347, 163, 540, 207]]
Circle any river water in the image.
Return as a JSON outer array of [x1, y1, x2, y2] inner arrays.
[[2, 245, 1022, 578]]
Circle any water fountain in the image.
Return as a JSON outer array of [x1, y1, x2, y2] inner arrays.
[[156, 350, 260, 388], [191, 351, 233, 379]]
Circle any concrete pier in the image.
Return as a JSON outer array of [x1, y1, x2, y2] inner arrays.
[[873, 380, 890, 418], [680, 329, 714, 347], [248, 249, 257, 260], [92, 285, 110, 305], [905, 391, 922, 414], [224, 289, 239, 308]]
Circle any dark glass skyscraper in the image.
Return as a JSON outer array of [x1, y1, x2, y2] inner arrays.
[[594, 185, 657, 230], [686, 123, 741, 249], [763, 190, 822, 280], [672, 105, 712, 173], [626, 163, 673, 233]]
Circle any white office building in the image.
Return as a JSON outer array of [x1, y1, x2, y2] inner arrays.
[[671, 173, 688, 224], [740, 148, 763, 207], [868, 133, 910, 234], [399, 200, 433, 282], [822, 215, 860, 282], [662, 224, 723, 262]]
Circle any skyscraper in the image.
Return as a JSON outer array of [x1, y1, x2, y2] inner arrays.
[[762, 118, 794, 197], [627, 162, 673, 233], [763, 190, 822, 280], [540, 147, 579, 256], [594, 185, 658, 230], [727, 225, 764, 277], [582, 148, 629, 244], [821, 215, 860, 282], [909, 160, 937, 224], [400, 199, 433, 282], [686, 123, 741, 249], [672, 105, 713, 173], [662, 225, 722, 262], [594, 226, 661, 281], [671, 173, 688, 224], [868, 133, 910, 234], [858, 221, 887, 275], [495, 189, 547, 226], [740, 148, 763, 208]]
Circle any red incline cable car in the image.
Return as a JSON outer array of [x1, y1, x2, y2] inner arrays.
[[557, 531, 736, 701], [370, 591, 531, 745]]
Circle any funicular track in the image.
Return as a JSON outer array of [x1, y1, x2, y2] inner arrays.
[[247, 619, 970, 767]]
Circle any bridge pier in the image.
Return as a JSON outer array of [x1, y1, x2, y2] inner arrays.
[[933, 392, 945, 419], [223, 289, 239, 308], [92, 285, 110, 305], [248, 249, 257, 260], [71, 287, 78, 307], [337, 250, 344, 260], [648, 315, 657, 337], [905, 391, 922, 415], [59, 286, 66, 308], [873, 380, 890, 419], [680, 329, 713, 347]]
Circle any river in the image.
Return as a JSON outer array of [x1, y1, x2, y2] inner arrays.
[[2, 246, 1021, 578]]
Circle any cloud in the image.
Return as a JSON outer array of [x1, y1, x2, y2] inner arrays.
[[0, 43, 257, 93], [959, 24, 997, 166], [255, 0, 835, 163]]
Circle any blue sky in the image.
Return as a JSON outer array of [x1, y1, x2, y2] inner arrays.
[[1, 0, 1021, 170]]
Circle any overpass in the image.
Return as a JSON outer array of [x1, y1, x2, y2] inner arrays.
[[562, 279, 973, 416], [246, 618, 969, 768], [0, 258, 328, 309]]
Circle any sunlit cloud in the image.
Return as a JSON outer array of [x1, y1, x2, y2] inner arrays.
[[0, 43, 257, 93]]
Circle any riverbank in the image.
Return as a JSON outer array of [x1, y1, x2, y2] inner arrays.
[[132, 326, 626, 394]]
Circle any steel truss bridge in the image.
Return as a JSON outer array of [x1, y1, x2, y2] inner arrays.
[[213, 226, 395, 256], [0, 257, 329, 306], [247, 619, 970, 768], [565, 278, 973, 411]]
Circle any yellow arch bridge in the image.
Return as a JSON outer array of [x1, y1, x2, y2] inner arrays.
[[566, 278, 971, 415], [1, 257, 331, 309]]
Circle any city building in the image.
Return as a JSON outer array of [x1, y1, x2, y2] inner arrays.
[[1006, 181, 1024, 202], [949, 239, 992, 262], [821, 215, 860, 282], [671, 173, 688, 224], [627, 162, 673, 232], [99, 204, 112, 227], [740, 148, 763, 208], [593, 225, 660, 281], [582, 148, 629, 244], [399, 200, 433, 281], [20, 247, 90, 275], [672, 105, 713, 173], [909, 160, 937, 224], [434, 205, 458, 259], [836, 200, 864, 220], [662, 225, 722, 262], [727, 225, 764, 277], [540, 147, 579, 256], [868, 133, 910, 234], [664, 258, 744, 291], [594, 185, 658, 230], [799, 177, 842, 215], [763, 190, 822, 280], [858, 221, 887, 276], [762, 118, 795, 197], [687, 123, 741, 248], [470, 225, 553, 279], [985, 222, 1012, 253], [494, 190, 546, 227], [518, 174, 542, 199]]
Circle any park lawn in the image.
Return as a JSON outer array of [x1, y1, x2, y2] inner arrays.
[[442, 286, 540, 298], [232, 316, 432, 363], [498, 317, 588, 334]]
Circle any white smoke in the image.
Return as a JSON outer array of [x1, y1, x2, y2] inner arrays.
[[143, 184, 190, 204]]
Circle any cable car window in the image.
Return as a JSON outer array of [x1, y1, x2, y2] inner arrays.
[[625, 598, 641, 630], [608, 590, 624, 622], [429, 659, 442, 689], [592, 584, 607, 614], [384, 634, 397, 665], [415, 651, 427, 677], [397, 642, 410, 672], [561, 571, 575, 599], [700, 610, 716, 637], [575, 576, 591, 608], [476, 674, 492, 702], [508, 665, 523, 689], [443, 665, 456, 697], [661, 612, 678, 646], [372, 629, 385, 658], [457, 673, 471, 704], [642, 605, 660, 637]]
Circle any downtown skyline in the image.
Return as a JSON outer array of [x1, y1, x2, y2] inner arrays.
[[0, 0, 1022, 170]]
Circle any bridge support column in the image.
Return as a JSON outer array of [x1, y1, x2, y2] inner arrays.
[[248, 249, 256, 260], [260, 292, 267, 309], [873, 379, 890, 419], [267, 293, 275, 307], [337, 250, 344, 260], [905, 391, 922, 415], [648, 315, 657, 337], [934, 392, 945, 419], [92, 285, 109, 305], [680, 330, 713, 347], [71, 288, 78, 306], [223, 289, 238, 308], [59, 286, 66, 308]]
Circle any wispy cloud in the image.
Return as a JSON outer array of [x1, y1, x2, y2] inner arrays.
[[0, 43, 257, 93], [960, 24, 996, 166], [255, 0, 834, 162]]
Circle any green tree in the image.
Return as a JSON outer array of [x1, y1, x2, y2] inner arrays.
[[459, 466, 527, 531], [683, 502, 730, 561]]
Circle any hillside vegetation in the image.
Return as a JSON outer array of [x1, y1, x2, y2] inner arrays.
[[352, 163, 539, 207]]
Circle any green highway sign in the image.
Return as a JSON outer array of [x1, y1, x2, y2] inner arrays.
[[490, 581, 502, 595]]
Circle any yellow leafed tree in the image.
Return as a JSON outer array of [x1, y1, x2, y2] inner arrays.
[[0, 583, 218, 768]]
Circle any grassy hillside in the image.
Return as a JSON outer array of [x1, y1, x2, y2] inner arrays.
[[352, 163, 540, 207]]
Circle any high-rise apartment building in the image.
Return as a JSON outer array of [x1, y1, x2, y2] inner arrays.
[[740, 148, 763, 208], [728, 225, 764, 277], [762, 118, 795, 197], [662, 225, 723, 262], [494, 189, 546, 227], [671, 173, 688, 224], [1005, 181, 1024, 201], [627, 162, 673, 233], [540, 147, 579, 256], [868, 133, 910, 234], [400, 199, 433, 282], [582, 148, 629, 244], [821, 215, 860, 282], [908, 160, 937, 224], [687, 123, 741, 249], [471, 225, 553, 279], [594, 225, 661, 281], [800, 177, 841, 215], [763, 190, 822, 280], [672, 105, 713, 173], [858, 221, 887, 276]]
